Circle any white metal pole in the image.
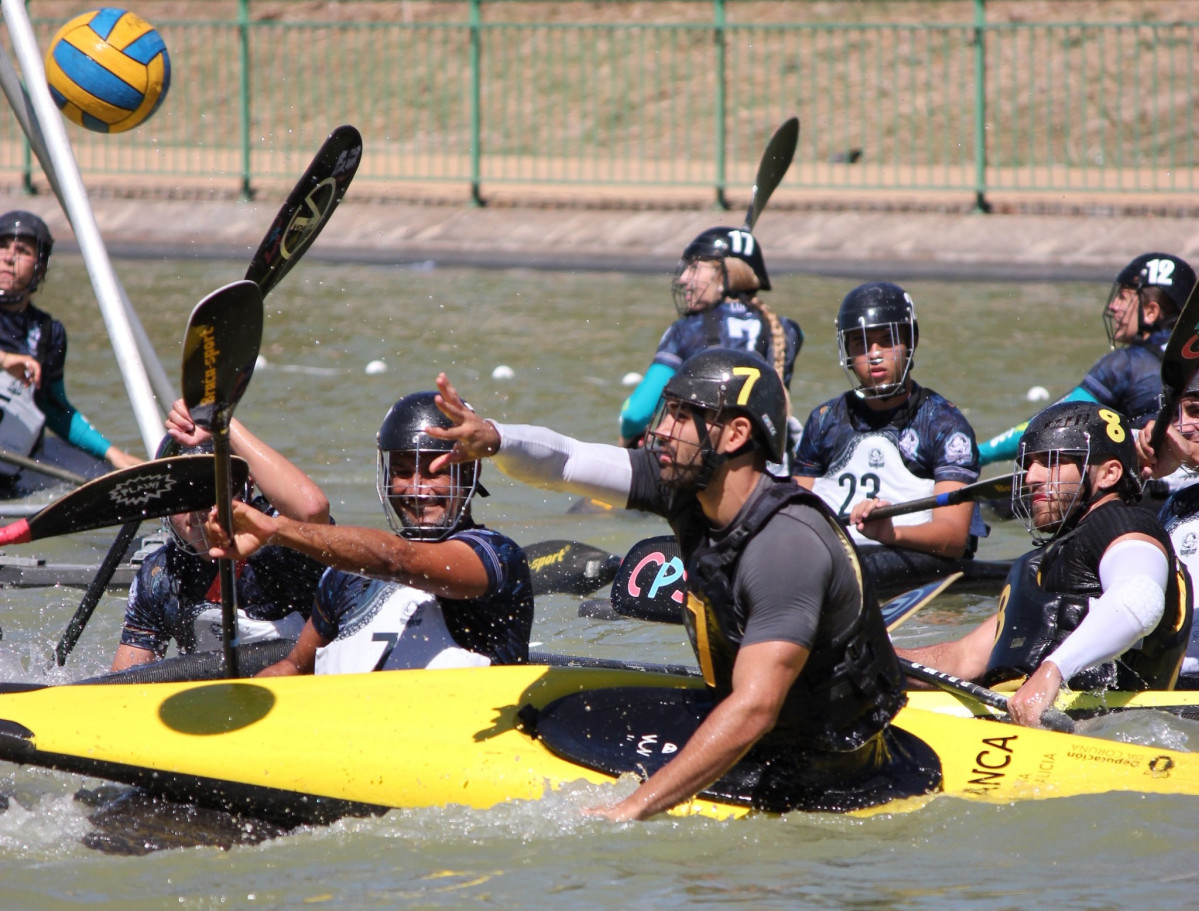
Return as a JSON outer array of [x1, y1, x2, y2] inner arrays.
[[2, 0, 166, 456]]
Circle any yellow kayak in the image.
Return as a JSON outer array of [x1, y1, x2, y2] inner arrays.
[[0, 666, 1194, 822]]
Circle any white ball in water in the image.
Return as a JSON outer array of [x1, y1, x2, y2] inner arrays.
[[621, 371, 643, 386], [364, 360, 388, 376], [1027, 385, 1050, 402], [492, 365, 515, 380]]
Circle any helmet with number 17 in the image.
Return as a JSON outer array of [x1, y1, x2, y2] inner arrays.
[[672, 226, 771, 316], [1011, 401, 1140, 542], [1104, 252, 1197, 347]]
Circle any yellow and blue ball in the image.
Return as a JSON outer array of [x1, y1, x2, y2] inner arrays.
[[44, 8, 170, 134]]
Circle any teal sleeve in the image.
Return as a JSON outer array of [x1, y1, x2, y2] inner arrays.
[[619, 363, 676, 441], [41, 377, 112, 459], [977, 385, 1098, 465]]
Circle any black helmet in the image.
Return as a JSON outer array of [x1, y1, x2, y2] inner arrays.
[[1012, 401, 1140, 542], [1104, 253, 1197, 346], [648, 348, 786, 490], [0, 210, 54, 303], [673, 226, 770, 315], [376, 391, 481, 541], [835, 282, 919, 399]]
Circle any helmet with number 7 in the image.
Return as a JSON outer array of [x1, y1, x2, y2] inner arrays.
[[1011, 401, 1140, 542], [648, 348, 786, 490], [673, 226, 770, 315]]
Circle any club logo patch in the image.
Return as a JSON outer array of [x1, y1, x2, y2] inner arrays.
[[945, 431, 974, 465]]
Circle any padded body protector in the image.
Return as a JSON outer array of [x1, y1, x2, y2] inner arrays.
[[670, 479, 906, 752], [983, 501, 1192, 691]]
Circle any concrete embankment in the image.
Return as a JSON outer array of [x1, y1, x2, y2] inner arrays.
[[4, 189, 1199, 282]]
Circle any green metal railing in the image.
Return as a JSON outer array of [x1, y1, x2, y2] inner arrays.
[[3, 1, 1197, 208]]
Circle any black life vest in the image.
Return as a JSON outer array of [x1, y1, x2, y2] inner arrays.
[[670, 479, 906, 752], [984, 505, 1192, 691]]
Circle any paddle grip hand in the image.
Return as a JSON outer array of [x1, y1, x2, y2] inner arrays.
[[427, 373, 500, 471], [203, 499, 277, 561], [165, 398, 213, 451]]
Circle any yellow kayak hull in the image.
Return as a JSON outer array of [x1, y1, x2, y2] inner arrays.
[[0, 667, 1195, 820]]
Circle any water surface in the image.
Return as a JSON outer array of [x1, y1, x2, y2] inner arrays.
[[0, 256, 1194, 908]]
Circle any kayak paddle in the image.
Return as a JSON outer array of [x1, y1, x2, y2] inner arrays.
[[182, 280, 264, 679], [60, 126, 362, 668], [900, 658, 1075, 733], [244, 124, 362, 295]]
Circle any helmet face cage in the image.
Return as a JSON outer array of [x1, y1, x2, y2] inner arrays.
[[671, 256, 725, 316], [837, 317, 915, 400], [645, 396, 726, 490], [162, 510, 214, 557], [1104, 253, 1197, 347], [1011, 441, 1090, 544], [1102, 281, 1147, 348], [0, 211, 53, 304], [378, 447, 478, 541]]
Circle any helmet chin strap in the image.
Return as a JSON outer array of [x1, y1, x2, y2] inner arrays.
[[684, 410, 758, 492]]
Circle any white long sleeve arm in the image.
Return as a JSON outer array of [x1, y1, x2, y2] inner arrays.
[[491, 422, 635, 504], [1045, 539, 1169, 682]]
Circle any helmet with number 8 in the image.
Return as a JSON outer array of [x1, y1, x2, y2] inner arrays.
[[1011, 401, 1140, 542], [672, 226, 770, 315], [1104, 252, 1197, 347]]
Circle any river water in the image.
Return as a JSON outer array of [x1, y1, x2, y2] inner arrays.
[[0, 255, 1195, 908]]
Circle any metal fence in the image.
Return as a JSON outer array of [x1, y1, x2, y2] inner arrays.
[[3, 1, 1197, 209]]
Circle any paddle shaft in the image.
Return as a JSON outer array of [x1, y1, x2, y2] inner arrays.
[[840, 473, 1014, 525], [54, 519, 141, 666], [0, 447, 88, 486], [900, 658, 1074, 733], [212, 426, 239, 678]]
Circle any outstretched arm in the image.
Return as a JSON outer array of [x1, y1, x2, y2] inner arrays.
[[203, 503, 490, 600], [429, 373, 635, 503]]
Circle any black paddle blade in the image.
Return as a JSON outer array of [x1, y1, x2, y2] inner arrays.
[[0, 456, 250, 545], [181, 281, 264, 430], [743, 116, 800, 231], [525, 539, 622, 596], [609, 535, 686, 623], [244, 125, 363, 296]]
